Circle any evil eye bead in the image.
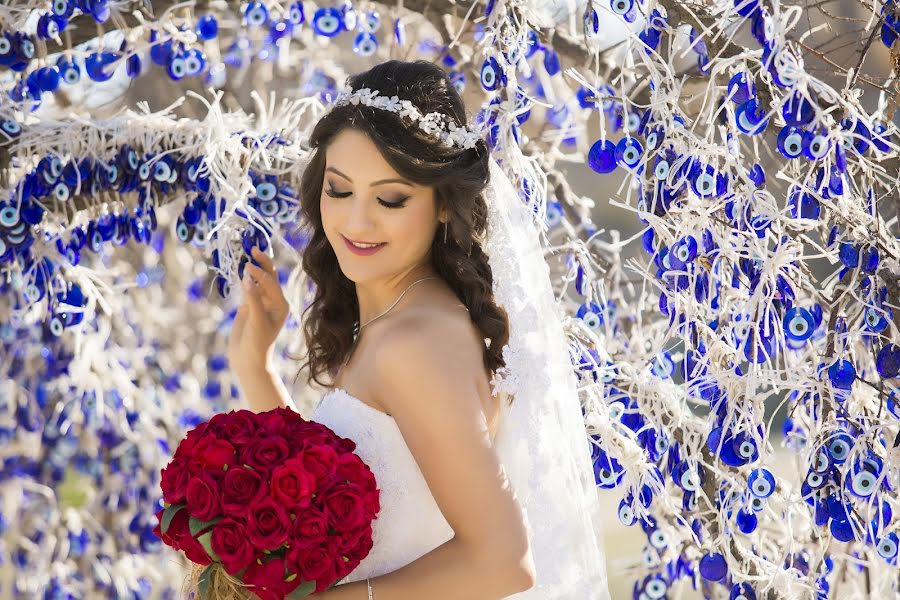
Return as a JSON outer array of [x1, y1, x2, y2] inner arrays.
[[353, 32, 378, 56], [288, 2, 306, 25], [258, 199, 279, 217], [645, 128, 664, 150], [52, 182, 70, 202], [691, 166, 718, 197], [312, 7, 343, 37], [618, 499, 636, 526], [876, 343, 900, 378], [877, 532, 898, 562], [827, 359, 856, 390], [153, 161, 171, 182], [196, 14, 218, 40], [255, 181, 276, 201], [736, 436, 757, 461], [783, 307, 814, 341], [672, 235, 698, 264], [813, 449, 831, 473], [0, 119, 22, 138], [827, 433, 852, 463], [727, 72, 754, 104], [85, 51, 119, 82], [736, 98, 768, 135], [679, 466, 700, 491], [0, 205, 19, 227], [650, 352, 675, 378], [653, 158, 670, 180], [748, 468, 775, 498], [243, 2, 270, 27], [52, 0, 73, 17], [615, 137, 643, 168], [805, 470, 826, 490], [167, 53, 187, 80], [610, 0, 634, 16], [49, 315, 64, 337], [183, 49, 205, 76], [776, 126, 804, 159], [644, 575, 667, 599], [37, 14, 61, 40], [58, 59, 80, 84], [648, 527, 668, 549], [576, 302, 604, 329], [588, 139, 617, 174], [545, 201, 563, 228], [749, 496, 766, 512], [803, 131, 829, 160], [138, 161, 151, 181], [849, 468, 878, 498], [864, 306, 889, 332], [480, 56, 502, 91]]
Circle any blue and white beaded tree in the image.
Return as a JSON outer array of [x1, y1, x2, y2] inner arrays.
[[1, 0, 899, 598]]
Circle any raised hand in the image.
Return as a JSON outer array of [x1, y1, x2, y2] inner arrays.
[[227, 246, 290, 376]]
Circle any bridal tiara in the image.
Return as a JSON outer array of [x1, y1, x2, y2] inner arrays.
[[329, 86, 483, 150]]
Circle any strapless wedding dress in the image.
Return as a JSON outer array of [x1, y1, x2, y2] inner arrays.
[[310, 387, 456, 583]]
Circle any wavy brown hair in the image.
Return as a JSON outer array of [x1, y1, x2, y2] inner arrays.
[[292, 59, 511, 403]]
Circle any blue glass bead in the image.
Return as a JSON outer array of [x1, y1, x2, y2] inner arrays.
[[736, 507, 758, 534], [542, 47, 560, 75], [699, 552, 727, 581], [830, 518, 856, 542], [726, 72, 755, 104], [615, 137, 643, 169], [736, 99, 768, 134], [788, 190, 820, 220], [37, 13, 61, 40], [166, 52, 187, 80], [243, 1, 270, 26], [876, 344, 900, 378], [748, 468, 775, 498], [149, 30, 173, 65], [85, 51, 119, 82], [878, 532, 899, 563], [827, 433, 852, 463], [353, 32, 378, 56], [776, 126, 804, 158], [860, 245, 879, 273], [196, 14, 218, 40], [783, 307, 814, 341], [802, 130, 829, 160], [312, 7, 343, 37], [838, 242, 859, 268], [183, 49, 206, 77], [584, 6, 600, 36], [52, 0, 73, 17], [394, 17, 406, 46], [56, 57, 80, 85], [288, 2, 306, 26], [480, 56, 502, 91], [588, 139, 617, 174], [617, 498, 636, 525]]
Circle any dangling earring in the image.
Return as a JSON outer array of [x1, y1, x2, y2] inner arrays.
[[443, 221, 448, 244]]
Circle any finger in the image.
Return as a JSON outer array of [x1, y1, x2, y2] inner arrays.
[[242, 275, 267, 328], [245, 263, 286, 306], [230, 304, 248, 342], [251, 246, 277, 276]]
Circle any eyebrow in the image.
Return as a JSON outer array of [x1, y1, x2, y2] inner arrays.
[[325, 166, 413, 187]]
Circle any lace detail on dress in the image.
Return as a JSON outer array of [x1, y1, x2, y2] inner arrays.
[[311, 388, 455, 584]]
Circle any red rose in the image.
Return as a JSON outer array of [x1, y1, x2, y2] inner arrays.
[[321, 482, 367, 532], [287, 544, 333, 583], [271, 406, 307, 426], [160, 457, 191, 505], [222, 466, 268, 518], [289, 507, 329, 550], [244, 557, 289, 600], [271, 458, 317, 510], [247, 496, 292, 549], [174, 422, 210, 459], [211, 518, 257, 575], [335, 453, 376, 492], [153, 507, 212, 566], [257, 411, 287, 436], [208, 410, 258, 445], [331, 436, 357, 454], [185, 472, 222, 521], [241, 435, 290, 472], [339, 523, 374, 557], [363, 488, 381, 518], [191, 435, 236, 470], [298, 444, 338, 487]]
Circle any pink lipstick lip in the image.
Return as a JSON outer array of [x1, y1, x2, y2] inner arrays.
[[342, 235, 387, 256]]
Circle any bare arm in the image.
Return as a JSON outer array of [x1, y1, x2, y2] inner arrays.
[[234, 361, 299, 415]]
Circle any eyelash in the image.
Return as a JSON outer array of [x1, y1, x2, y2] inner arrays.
[[325, 185, 408, 209]]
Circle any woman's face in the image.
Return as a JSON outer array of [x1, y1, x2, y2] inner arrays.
[[320, 128, 444, 283]]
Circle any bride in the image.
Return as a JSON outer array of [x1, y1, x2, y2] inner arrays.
[[228, 59, 611, 599]]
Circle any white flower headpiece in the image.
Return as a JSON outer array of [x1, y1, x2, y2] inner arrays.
[[330, 87, 482, 150]]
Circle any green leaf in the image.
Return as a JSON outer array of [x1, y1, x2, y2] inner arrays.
[[198, 564, 214, 599], [196, 531, 221, 562], [189, 516, 223, 536], [160, 503, 186, 536], [285, 580, 316, 599]]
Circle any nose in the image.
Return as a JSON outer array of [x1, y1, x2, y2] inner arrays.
[[342, 195, 378, 237]]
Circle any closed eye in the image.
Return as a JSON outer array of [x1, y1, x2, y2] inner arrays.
[[325, 185, 408, 209]]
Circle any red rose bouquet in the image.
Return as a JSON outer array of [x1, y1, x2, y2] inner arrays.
[[153, 407, 380, 599]]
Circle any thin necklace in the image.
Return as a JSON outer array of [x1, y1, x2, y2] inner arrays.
[[358, 275, 439, 331]]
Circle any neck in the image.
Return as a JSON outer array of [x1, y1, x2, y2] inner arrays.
[[354, 266, 440, 327]]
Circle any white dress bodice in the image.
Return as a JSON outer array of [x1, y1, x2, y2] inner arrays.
[[310, 387, 455, 583]]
